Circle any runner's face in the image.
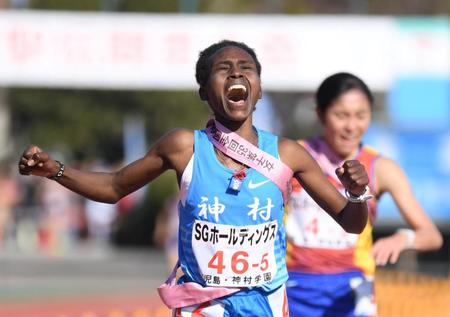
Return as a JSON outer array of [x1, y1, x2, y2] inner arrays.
[[319, 89, 371, 159], [203, 46, 262, 122]]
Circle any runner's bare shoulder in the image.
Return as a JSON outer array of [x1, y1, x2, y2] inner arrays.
[[277, 137, 311, 172], [155, 128, 194, 172]]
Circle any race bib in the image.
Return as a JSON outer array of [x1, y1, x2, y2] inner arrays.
[[192, 220, 278, 287], [287, 190, 358, 248]]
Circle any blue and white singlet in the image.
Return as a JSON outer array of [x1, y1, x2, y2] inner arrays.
[[177, 128, 288, 293]]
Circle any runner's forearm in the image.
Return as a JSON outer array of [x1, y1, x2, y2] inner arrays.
[[53, 165, 124, 203], [334, 202, 368, 234]]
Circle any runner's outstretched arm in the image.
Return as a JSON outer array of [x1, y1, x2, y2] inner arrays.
[[18, 128, 194, 203]]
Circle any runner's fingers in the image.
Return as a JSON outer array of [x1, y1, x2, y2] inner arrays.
[[20, 152, 39, 166], [373, 246, 389, 266], [375, 252, 388, 266], [342, 160, 359, 168], [354, 174, 369, 187], [389, 250, 400, 264], [30, 152, 49, 166], [22, 145, 41, 158], [348, 165, 368, 180], [375, 246, 401, 266], [346, 177, 368, 194], [19, 157, 31, 174], [335, 166, 344, 178], [19, 151, 48, 173], [18, 163, 31, 175], [340, 161, 368, 183], [336, 172, 367, 195]]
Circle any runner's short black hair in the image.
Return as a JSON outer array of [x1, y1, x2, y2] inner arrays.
[[316, 72, 374, 111], [195, 40, 262, 87]]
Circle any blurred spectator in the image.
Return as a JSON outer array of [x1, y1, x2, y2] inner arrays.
[[36, 177, 82, 255], [83, 160, 118, 246], [0, 163, 20, 246], [153, 194, 179, 272]]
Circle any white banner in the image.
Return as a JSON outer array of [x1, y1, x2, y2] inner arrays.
[[0, 12, 448, 91]]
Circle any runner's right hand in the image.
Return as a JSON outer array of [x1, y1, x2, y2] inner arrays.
[[18, 145, 60, 178]]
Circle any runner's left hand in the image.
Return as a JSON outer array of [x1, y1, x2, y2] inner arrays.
[[335, 160, 369, 196]]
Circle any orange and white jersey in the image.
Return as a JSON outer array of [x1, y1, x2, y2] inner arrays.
[[285, 137, 380, 277]]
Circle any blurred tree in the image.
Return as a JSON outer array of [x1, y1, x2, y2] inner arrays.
[[9, 89, 209, 163], [28, 0, 99, 10], [119, 1, 178, 12], [21, 0, 450, 15]]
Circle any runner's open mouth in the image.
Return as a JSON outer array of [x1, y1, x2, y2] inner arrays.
[[226, 84, 248, 102]]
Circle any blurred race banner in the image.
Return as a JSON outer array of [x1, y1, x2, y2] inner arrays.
[[0, 12, 448, 91]]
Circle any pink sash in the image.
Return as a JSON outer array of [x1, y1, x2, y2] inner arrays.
[[157, 120, 294, 309], [158, 261, 239, 309], [206, 119, 293, 200]]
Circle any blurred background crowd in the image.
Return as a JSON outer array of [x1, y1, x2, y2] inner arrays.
[[0, 1, 449, 316]]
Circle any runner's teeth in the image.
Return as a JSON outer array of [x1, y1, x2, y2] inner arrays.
[[227, 84, 247, 93], [227, 84, 247, 102]]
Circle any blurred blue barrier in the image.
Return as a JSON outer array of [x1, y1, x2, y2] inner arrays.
[[364, 124, 450, 229]]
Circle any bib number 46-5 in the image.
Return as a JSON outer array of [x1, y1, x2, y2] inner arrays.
[[208, 251, 269, 274], [192, 220, 278, 287]]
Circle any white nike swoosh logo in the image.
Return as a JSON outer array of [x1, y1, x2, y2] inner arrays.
[[248, 179, 270, 189]]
